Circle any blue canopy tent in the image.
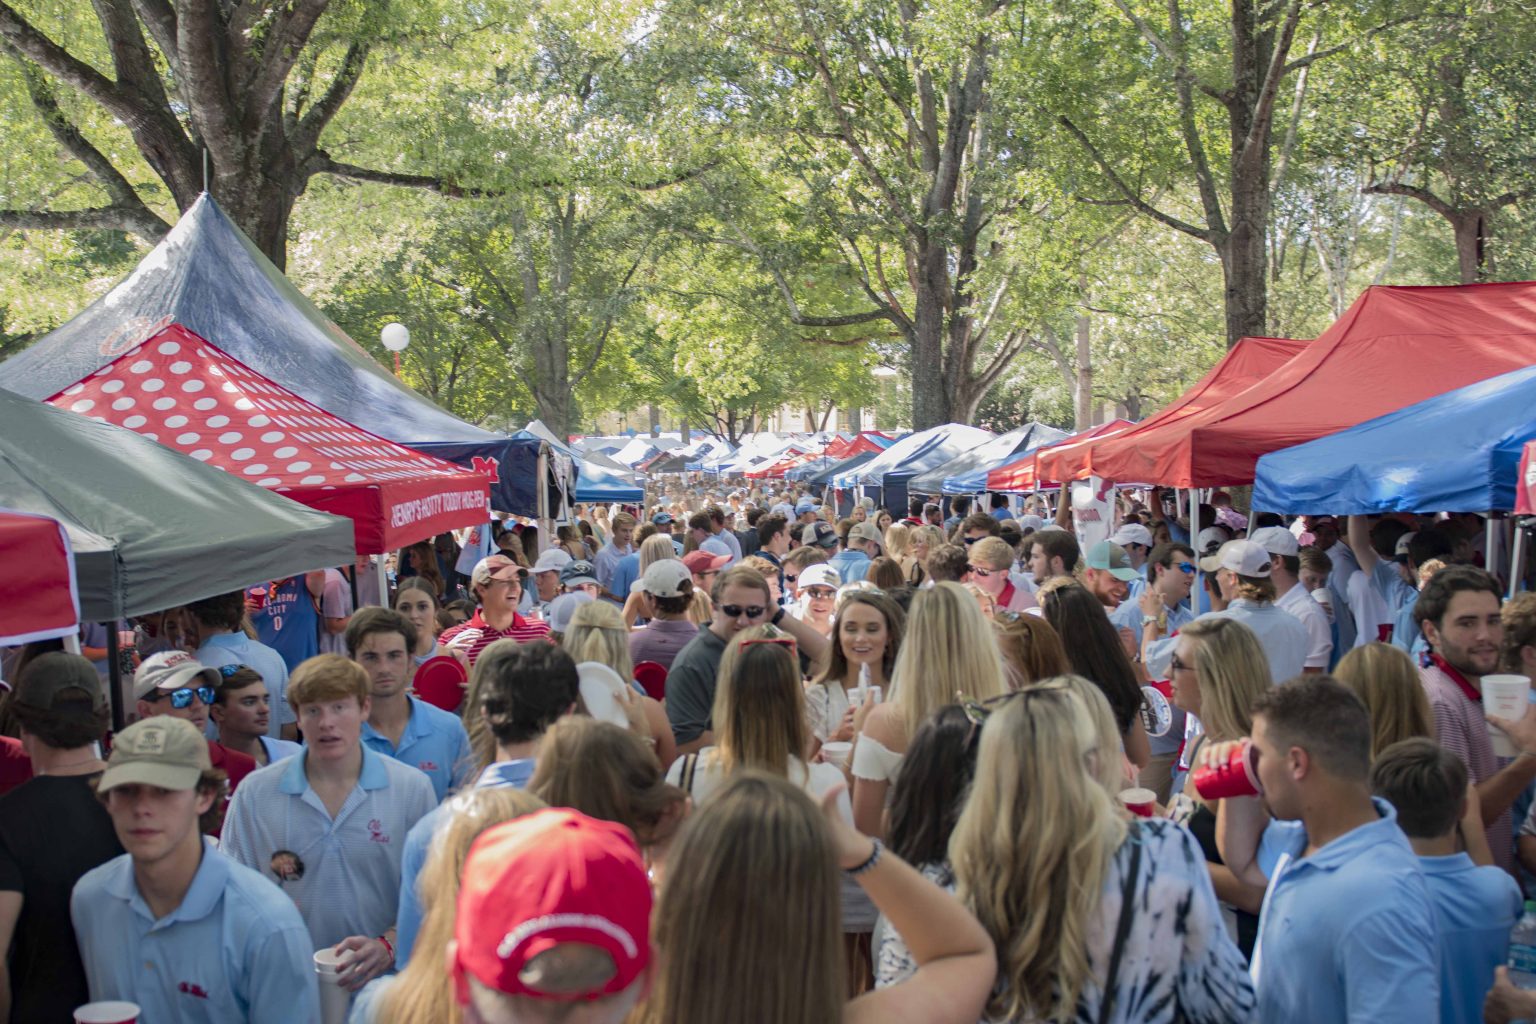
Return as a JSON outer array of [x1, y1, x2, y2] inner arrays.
[[835, 423, 994, 513], [803, 450, 879, 488], [1253, 364, 1536, 514], [0, 195, 561, 517], [907, 422, 1070, 496], [518, 421, 644, 505]]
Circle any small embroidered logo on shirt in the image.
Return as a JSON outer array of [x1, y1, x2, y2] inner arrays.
[[178, 981, 209, 998], [418, 760, 439, 772], [368, 818, 390, 844]]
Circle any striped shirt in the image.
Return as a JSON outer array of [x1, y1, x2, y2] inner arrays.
[[1421, 660, 1513, 872], [437, 609, 551, 666]]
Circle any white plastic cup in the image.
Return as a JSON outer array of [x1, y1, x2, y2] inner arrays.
[[74, 1004, 140, 1024], [314, 947, 354, 1024], [821, 741, 853, 767], [1483, 675, 1531, 758]]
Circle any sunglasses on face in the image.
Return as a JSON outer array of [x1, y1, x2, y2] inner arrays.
[[155, 685, 217, 709], [968, 565, 1000, 577], [804, 587, 836, 599], [721, 604, 766, 619], [963, 536, 981, 545], [1176, 562, 1197, 575], [784, 572, 801, 584]]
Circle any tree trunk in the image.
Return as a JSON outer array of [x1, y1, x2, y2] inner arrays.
[[1452, 210, 1489, 284], [1074, 306, 1094, 430], [910, 250, 952, 429], [848, 406, 862, 432], [1221, 165, 1271, 344]]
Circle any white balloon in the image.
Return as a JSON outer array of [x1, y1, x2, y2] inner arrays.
[[380, 322, 411, 352]]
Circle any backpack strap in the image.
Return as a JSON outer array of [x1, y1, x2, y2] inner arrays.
[[1098, 825, 1144, 1024]]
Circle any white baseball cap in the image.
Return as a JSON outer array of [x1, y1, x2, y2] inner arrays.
[[635, 558, 692, 598], [1249, 526, 1299, 557], [1195, 526, 1230, 554], [1110, 523, 1154, 549], [1199, 539, 1273, 577], [533, 548, 573, 574], [800, 564, 842, 591]]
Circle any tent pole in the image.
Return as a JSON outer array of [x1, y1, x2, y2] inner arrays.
[[106, 624, 125, 733], [348, 564, 359, 611], [1510, 523, 1527, 600], [376, 556, 388, 607], [1487, 515, 1499, 586], [63, 634, 81, 656]]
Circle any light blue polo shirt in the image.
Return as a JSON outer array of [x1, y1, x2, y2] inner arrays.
[[1253, 798, 1439, 1023], [1419, 852, 1522, 1024], [828, 549, 871, 584], [361, 695, 473, 802], [195, 631, 296, 737], [221, 746, 436, 949], [259, 735, 304, 764], [394, 759, 535, 964], [71, 839, 318, 1024]]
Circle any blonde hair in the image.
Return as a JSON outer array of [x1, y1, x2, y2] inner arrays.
[[287, 654, 369, 708], [374, 788, 547, 1024], [711, 625, 808, 777], [969, 536, 1014, 571], [1178, 617, 1273, 743], [1056, 675, 1127, 795], [1334, 643, 1435, 759], [909, 524, 944, 554], [994, 614, 1070, 688], [884, 522, 912, 560], [643, 772, 842, 1024], [564, 601, 650, 741], [638, 533, 676, 575], [951, 683, 1127, 1022], [891, 582, 1007, 737]]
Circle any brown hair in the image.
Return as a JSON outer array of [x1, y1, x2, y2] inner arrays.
[[925, 543, 970, 584], [711, 565, 771, 604], [286, 654, 369, 708], [1370, 737, 1466, 840], [866, 556, 906, 590], [1251, 675, 1371, 782], [1502, 592, 1536, 674], [528, 718, 684, 849], [400, 541, 445, 598], [711, 626, 808, 777], [343, 606, 418, 659], [994, 614, 1070, 687], [782, 546, 828, 572]]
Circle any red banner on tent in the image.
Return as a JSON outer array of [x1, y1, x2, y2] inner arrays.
[[49, 326, 491, 553], [0, 510, 79, 645]]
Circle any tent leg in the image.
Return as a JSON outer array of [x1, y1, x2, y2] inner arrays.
[[1510, 524, 1527, 600], [1487, 515, 1500, 585], [376, 557, 389, 606], [63, 634, 81, 655], [348, 564, 359, 610], [106, 624, 125, 733]]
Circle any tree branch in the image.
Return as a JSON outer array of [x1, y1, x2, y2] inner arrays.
[[1058, 116, 1211, 240], [244, 0, 332, 127], [0, 3, 127, 115], [129, 0, 178, 63], [0, 206, 163, 232], [1281, 14, 1422, 76]]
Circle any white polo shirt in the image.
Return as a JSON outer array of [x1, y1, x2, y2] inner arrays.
[[1276, 581, 1333, 670], [221, 746, 436, 949]]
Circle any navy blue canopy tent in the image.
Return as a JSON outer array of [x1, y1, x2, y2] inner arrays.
[[835, 423, 994, 513], [804, 450, 879, 488], [907, 422, 1070, 496], [0, 195, 559, 516], [1253, 364, 1536, 514]]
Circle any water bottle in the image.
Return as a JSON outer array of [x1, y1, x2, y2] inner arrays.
[[856, 662, 871, 705], [1507, 899, 1536, 993]]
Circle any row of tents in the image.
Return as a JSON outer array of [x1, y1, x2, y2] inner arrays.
[[687, 281, 1536, 522]]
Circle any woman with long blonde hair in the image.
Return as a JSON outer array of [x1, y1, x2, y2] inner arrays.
[[905, 525, 944, 585], [360, 788, 547, 1024], [1164, 617, 1273, 956], [850, 582, 1006, 837], [564, 599, 677, 768], [950, 682, 1253, 1022], [884, 522, 912, 575], [1334, 642, 1435, 759], [643, 772, 995, 1024]]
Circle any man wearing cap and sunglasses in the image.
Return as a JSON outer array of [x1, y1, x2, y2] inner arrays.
[[134, 651, 258, 834], [451, 809, 653, 1024], [530, 547, 573, 616], [1082, 540, 1141, 611], [1187, 539, 1309, 685], [71, 716, 319, 1024], [667, 566, 828, 755], [1251, 526, 1332, 673], [441, 555, 553, 667]]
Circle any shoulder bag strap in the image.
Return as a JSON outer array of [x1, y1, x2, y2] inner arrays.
[[1097, 825, 1144, 1024], [680, 752, 699, 795]]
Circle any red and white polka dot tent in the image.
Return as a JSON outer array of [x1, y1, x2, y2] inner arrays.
[[46, 324, 491, 554]]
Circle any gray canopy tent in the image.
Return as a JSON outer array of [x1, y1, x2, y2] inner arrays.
[[0, 388, 356, 724]]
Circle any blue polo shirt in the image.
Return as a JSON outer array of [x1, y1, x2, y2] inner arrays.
[[394, 759, 535, 964], [221, 746, 436, 949], [71, 839, 318, 1024], [258, 735, 304, 764], [195, 631, 296, 737], [827, 549, 871, 584], [611, 550, 643, 604], [1253, 798, 1439, 1023], [1419, 851, 1522, 1024], [361, 695, 473, 801]]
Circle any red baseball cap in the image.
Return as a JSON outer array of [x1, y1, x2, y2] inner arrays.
[[681, 550, 730, 575], [453, 809, 652, 1003]]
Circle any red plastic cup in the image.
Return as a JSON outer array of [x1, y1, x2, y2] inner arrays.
[[74, 1002, 140, 1024], [1118, 787, 1157, 818], [1193, 739, 1263, 800]]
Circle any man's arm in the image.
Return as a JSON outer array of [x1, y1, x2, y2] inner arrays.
[[775, 611, 829, 673], [1054, 484, 1072, 529], [1346, 515, 1380, 575], [248, 924, 323, 1024], [665, 659, 714, 754]]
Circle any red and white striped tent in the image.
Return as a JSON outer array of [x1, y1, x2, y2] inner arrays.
[[48, 325, 491, 553], [0, 509, 79, 646]]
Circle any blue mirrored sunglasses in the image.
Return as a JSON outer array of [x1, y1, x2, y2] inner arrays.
[[156, 685, 217, 709]]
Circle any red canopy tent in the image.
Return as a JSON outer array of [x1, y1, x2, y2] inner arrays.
[[1089, 282, 1536, 487], [986, 420, 1135, 492], [745, 448, 811, 479], [823, 432, 890, 460], [1034, 337, 1307, 483], [48, 325, 491, 553], [0, 509, 79, 645]]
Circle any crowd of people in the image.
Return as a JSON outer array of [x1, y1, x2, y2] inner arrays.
[[1, 479, 1534, 1023]]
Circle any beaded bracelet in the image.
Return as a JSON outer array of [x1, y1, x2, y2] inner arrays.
[[845, 839, 884, 877]]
